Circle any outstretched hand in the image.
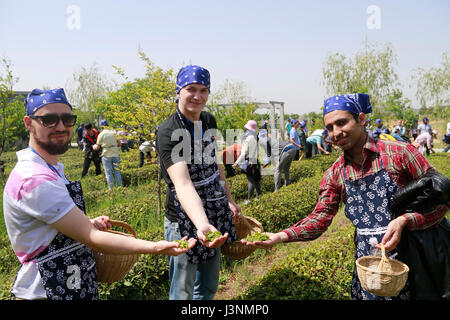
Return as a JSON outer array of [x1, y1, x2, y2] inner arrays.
[[240, 232, 287, 249], [157, 236, 197, 256], [196, 224, 229, 248]]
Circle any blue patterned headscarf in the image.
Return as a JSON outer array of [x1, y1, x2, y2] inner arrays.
[[176, 65, 210, 93], [24, 88, 72, 115], [323, 93, 372, 117]]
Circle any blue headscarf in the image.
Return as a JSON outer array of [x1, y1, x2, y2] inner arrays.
[[176, 65, 210, 93], [24, 88, 72, 115], [323, 93, 372, 117]]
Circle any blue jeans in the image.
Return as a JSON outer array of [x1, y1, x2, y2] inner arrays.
[[164, 218, 221, 300], [101, 156, 123, 189]]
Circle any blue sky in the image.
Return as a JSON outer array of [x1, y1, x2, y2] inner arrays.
[[0, 0, 449, 114]]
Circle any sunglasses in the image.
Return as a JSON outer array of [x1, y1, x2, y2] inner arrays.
[[30, 113, 77, 128]]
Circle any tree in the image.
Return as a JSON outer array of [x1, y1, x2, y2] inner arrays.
[[412, 51, 450, 119], [384, 89, 411, 119], [207, 79, 260, 140], [66, 62, 116, 125], [321, 40, 399, 110], [0, 57, 27, 183], [97, 50, 177, 140]]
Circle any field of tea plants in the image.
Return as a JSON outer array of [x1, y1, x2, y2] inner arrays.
[[0, 147, 448, 300]]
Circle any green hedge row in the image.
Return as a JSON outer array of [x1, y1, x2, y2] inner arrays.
[[97, 227, 171, 300], [242, 175, 323, 233], [235, 224, 355, 300]]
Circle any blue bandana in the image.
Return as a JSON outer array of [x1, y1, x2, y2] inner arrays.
[[176, 65, 210, 93], [323, 93, 372, 117], [25, 88, 72, 115]]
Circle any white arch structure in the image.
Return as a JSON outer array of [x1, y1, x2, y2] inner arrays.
[[212, 100, 286, 140]]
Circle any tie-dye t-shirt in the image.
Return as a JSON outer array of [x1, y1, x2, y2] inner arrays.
[[3, 148, 75, 299]]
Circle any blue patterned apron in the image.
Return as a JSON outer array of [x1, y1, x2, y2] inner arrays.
[[23, 148, 98, 299], [343, 142, 410, 300], [171, 110, 236, 264]]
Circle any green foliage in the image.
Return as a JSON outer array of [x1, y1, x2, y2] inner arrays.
[[208, 102, 259, 135], [246, 232, 269, 242], [384, 89, 412, 120], [243, 175, 322, 232], [174, 240, 188, 248], [97, 227, 170, 300], [97, 50, 177, 140], [413, 51, 450, 109], [0, 146, 447, 300], [0, 58, 27, 154], [66, 62, 115, 116], [321, 40, 399, 109], [206, 231, 222, 241], [235, 224, 355, 300]]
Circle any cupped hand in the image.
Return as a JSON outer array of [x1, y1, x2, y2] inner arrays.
[[158, 237, 197, 256], [196, 224, 229, 248], [240, 232, 285, 249]]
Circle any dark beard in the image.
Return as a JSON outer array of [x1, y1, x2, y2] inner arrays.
[[34, 134, 71, 155]]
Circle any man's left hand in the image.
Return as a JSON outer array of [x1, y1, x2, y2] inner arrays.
[[377, 216, 408, 251]]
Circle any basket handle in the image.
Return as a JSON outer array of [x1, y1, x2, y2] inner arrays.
[[375, 243, 392, 272], [373, 243, 386, 257], [109, 220, 136, 238], [240, 215, 254, 232]]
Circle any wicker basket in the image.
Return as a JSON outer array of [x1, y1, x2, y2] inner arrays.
[[93, 220, 140, 283], [356, 243, 409, 297], [222, 215, 264, 260]]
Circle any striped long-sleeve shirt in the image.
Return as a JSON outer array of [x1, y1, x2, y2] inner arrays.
[[283, 136, 448, 241]]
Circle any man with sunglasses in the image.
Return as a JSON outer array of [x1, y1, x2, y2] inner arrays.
[[3, 88, 196, 300]]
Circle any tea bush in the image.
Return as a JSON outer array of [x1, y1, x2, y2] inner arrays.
[[97, 227, 170, 300], [0, 146, 448, 300], [235, 224, 355, 300], [242, 175, 322, 232]]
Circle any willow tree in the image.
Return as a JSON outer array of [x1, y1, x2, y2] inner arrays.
[[413, 51, 450, 119], [321, 40, 399, 110], [66, 62, 115, 125]]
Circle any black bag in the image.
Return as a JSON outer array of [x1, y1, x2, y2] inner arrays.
[[391, 170, 450, 299], [390, 170, 450, 216], [396, 219, 450, 299]]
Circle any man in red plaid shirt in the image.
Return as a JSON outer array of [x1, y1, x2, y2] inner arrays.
[[242, 93, 448, 300]]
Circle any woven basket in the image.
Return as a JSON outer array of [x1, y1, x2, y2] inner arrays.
[[222, 215, 264, 260], [356, 243, 409, 297], [93, 220, 140, 283]]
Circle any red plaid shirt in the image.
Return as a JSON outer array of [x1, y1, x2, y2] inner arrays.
[[283, 136, 448, 241]]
